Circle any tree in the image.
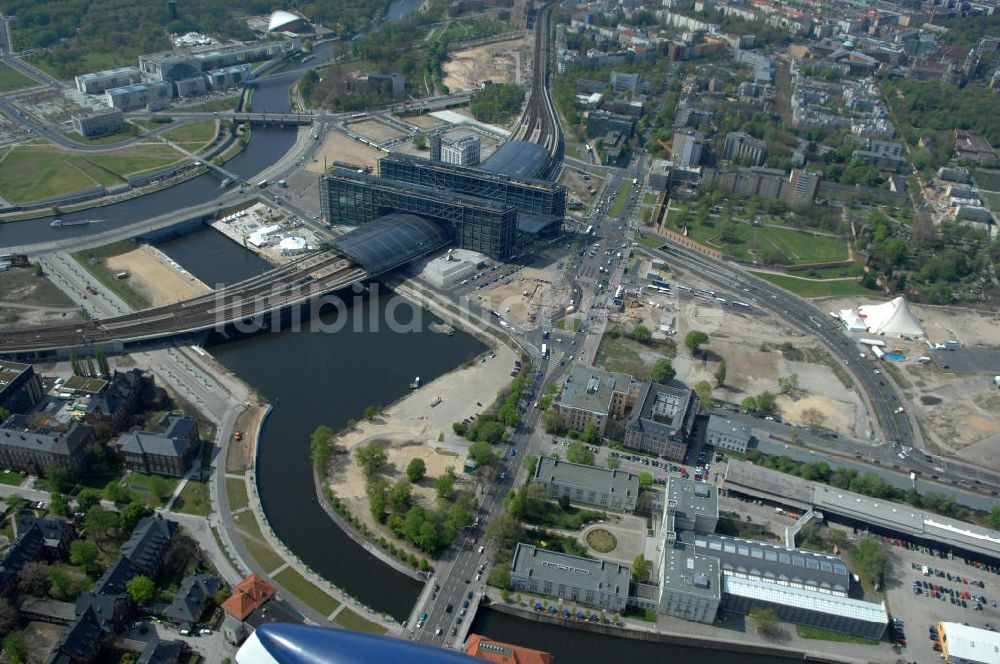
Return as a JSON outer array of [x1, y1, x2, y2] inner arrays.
[[69, 540, 99, 570], [638, 472, 653, 489], [684, 330, 709, 354], [33, 262, 43, 277], [632, 325, 652, 343], [363, 405, 381, 421], [756, 391, 777, 414], [524, 454, 539, 477], [749, 608, 780, 637], [5, 495, 26, 514], [778, 374, 799, 395], [104, 479, 132, 503], [741, 396, 758, 412], [990, 505, 1000, 529], [50, 491, 70, 517], [801, 407, 826, 428], [355, 442, 387, 478], [714, 361, 727, 387], [579, 423, 600, 445], [542, 409, 566, 435], [558, 492, 571, 511], [632, 554, 652, 581], [119, 502, 152, 533], [694, 380, 713, 410], [126, 575, 157, 604], [406, 458, 426, 483], [149, 476, 174, 503], [468, 441, 497, 468], [435, 468, 455, 500], [0, 598, 17, 638], [368, 478, 388, 522], [95, 348, 110, 379], [45, 467, 72, 494], [607, 456, 621, 470], [853, 537, 889, 587], [16, 562, 51, 596], [566, 441, 595, 465], [651, 359, 676, 383], [2, 631, 26, 664], [388, 479, 412, 513], [310, 425, 337, 472], [412, 133, 427, 149], [85, 506, 120, 549]]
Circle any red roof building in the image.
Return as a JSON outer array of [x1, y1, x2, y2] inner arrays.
[[464, 634, 554, 664], [222, 572, 277, 621]]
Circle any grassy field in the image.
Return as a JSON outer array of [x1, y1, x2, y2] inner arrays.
[[643, 192, 659, 205], [161, 120, 217, 146], [126, 473, 179, 507], [635, 233, 664, 250], [227, 477, 250, 511], [273, 567, 342, 616], [0, 143, 186, 203], [0, 63, 37, 93], [594, 333, 674, 381], [181, 96, 239, 113], [684, 220, 848, 265], [0, 470, 25, 486], [174, 480, 211, 515], [796, 625, 879, 645], [234, 511, 286, 572], [72, 240, 151, 310], [554, 317, 581, 332], [0, 268, 76, 307], [335, 608, 387, 634], [751, 271, 880, 298], [979, 190, 1000, 213], [609, 179, 632, 218], [789, 263, 864, 279], [973, 168, 1000, 191]]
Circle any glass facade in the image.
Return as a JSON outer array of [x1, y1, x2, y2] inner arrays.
[[320, 171, 516, 260]]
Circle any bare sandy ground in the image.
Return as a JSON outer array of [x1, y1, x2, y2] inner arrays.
[[305, 131, 382, 173], [476, 266, 564, 325], [442, 38, 528, 92], [325, 340, 517, 552], [400, 114, 448, 129], [349, 119, 406, 143], [106, 245, 211, 306]]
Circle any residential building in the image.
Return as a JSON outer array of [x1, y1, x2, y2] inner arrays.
[[0, 415, 93, 478], [222, 572, 300, 644], [722, 132, 766, 166], [85, 368, 149, 430], [44, 607, 103, 664], [136, 640, 187, 664], [0, 523, 45, 596], [510, 544, 630, 611], [76, 557, 139, 631], [533, 456, 640, 513], [72, 109, 125, 138], [555, 365, 633, 436], [623, 381, 697, 460], [75, 66, 143, 94], [16, 516, 75, 558], [671, 128, 705, 167], [441, 135, 482, 167], [786, 169, 820, 205], [116, 413, 200, 477], [464, 634, 553, 664], [122, 516, 178, 576], [163, 574, 223, 625], [954, 130, 998, 165], [585, 110, 636, 139], [705, 415, 752, 453], [0, 360, 44, 415]]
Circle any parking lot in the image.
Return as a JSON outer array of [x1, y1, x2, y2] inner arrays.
[[931, 347, 1000, 374], [878, 536, 1000, 662]]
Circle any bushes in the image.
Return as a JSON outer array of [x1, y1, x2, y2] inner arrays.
[[469, 83, 526, 124]]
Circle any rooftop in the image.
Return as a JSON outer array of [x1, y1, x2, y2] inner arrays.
[[379, 152, 561, 192], [661, 546, 721, 600], [0, 360, 32, 391], [331, 213, 453, 275], [667, 476, 719, 520], [559, 365, 631, 416], [223, 572, 277, 621], [723, 575, 888, 625], [464, 634, 554, 664], [63, 375, 108, 395], [479, 141, 551, 180], [706, 415, 752, 441], [512, 544, 630, 599], [939, 621, 1000, 663], [534, 456, 639, 500], [629, 381, 694, 437]]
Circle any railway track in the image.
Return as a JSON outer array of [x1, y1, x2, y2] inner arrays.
[[513, 2, 564, 177]]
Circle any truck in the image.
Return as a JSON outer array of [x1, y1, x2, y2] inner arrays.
[[257, 179, 269, 188], [541, 343, 549, 358], [871, 346, 885, 360], [859, 338, 886, 348]]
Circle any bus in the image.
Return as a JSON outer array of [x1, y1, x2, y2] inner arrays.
[[585, 225, 594, 236], [541, 344, 549, 359]]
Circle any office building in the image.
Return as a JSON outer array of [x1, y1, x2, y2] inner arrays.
[[586, 110, 636, 139], [555, 365, 633, 436], [610, 70, 649, 95], [105, 81, 174, 111], [600, 131, 629, 167], [936, 622, 1000, 664], [72, 109, 126, 138], [75, 66, 143, 94], [533, 456, 640, 513], [205, 64, 252, 90], [705, 415, 752, 453], [320, 170, 516, 260], [116, 413, 200, 477], [623, 381, 696, 460], [175, 76, 208, 98], [671, 128, 705, 167], [723, 132, 767, 166], [510, 544, 630, 611], [0, 415, 92, 478], [139, 42, 291, 82], [665, 477, 719, 535], [657, 546, 721, 623], [441, 135, 481, 167], [0, 360, 43, 415], [787, 169, 820, 205]]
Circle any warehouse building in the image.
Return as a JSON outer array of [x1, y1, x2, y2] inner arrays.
[[510, 544, 630, 612], [533, 456, 640, 513], [936, 621, 1000, 664]]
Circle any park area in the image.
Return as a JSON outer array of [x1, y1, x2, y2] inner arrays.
[[751, 271, 880, 298], [0, 63, 37, 93], [0, 141, 188, 204]]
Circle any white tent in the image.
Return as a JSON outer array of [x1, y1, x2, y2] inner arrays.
[[838, 309, 867, 332], [858, 296, 924, 338]]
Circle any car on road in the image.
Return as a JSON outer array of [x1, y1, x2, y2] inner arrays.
[[445, 604, 453, 613], [435, 627, 442, 636]]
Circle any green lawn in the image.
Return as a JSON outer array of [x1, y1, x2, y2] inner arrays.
[[273, 567, 341, 616], [643, 192, 659, 205], [335, 608, 387, 635], [0, 143, 186, 204], [973, 168, 1000, 191], [181, 96, 239, 113], [71, 241, 151, 311], [979, 190, 1000, 213], [227, 477, 250, 511], [594, 333, 673, 381], [174, 480, 211, 515], [609, 179, 632, 218], [796, 625, 879, 645], [0, 268, 76, 307], [635, 233, 664, 250], [751, 271, 880, 298], [0, 470, 25, 486], [161, 120, 217, 146], [126, 473, 179, 507], [234, 511, 285, 572], [554, 317, 581, 332], [789, 263, 864, 279], [761, 227, 848, 264], [0, 63, 37, 93]]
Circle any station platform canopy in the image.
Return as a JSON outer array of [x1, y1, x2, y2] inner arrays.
[[332, 213, 453, 275], [480, 141, 551, 180]]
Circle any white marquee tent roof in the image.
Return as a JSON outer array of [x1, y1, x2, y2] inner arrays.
[[268, 10, 306, 32], [857, 296, 924, 338]]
